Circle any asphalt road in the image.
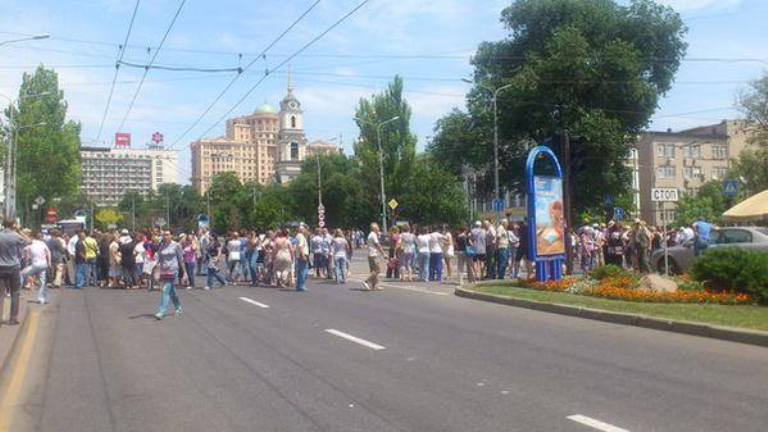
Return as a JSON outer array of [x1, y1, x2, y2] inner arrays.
[[2, 261, 768, 432]]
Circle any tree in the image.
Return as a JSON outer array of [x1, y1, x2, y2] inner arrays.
[[7, 65, 82, 220], [739, 73, 768, 147], [354, 76, 418, 216], [431, 0, 687, 218], [399, 157, 468, 226], [729, 147, 768, 197], [675, 181, 726, 226], [95, 208, 124, 231], [207, 172, 245, 233]]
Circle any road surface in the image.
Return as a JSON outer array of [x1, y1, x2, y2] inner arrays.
[[1, 262, 767, 432]]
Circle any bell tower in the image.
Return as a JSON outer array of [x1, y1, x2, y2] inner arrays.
[[276, 67, 307, 183]]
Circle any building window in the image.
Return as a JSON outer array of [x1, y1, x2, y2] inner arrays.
[[657, 144, 675, 158], [291, 116, 296, 128], [684, 167, 692, 179], [713, 145, 727, 159], [657, 166, 675, 179], [683, 146, 701, 159], [713, 166, 728, 179], [290, 142, 299, 160]]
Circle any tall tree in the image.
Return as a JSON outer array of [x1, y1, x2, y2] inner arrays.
[[729, 147, 768, 197], [675, 181, 727, 226], [8, 65, 81, 219], [431, 0, 687, 218], [354, 76, 418, 218], [739, 73, 768, 147]]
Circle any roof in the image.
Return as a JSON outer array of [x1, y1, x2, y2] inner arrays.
[[255, 103, 277, 114]]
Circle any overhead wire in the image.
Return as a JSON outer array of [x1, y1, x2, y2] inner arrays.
[[95, 0, 141, 143], [169, 0, 323, 149], [116, 0, 188, 133]]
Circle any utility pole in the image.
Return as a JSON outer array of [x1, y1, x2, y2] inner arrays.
[[166, 193, 171, 229], [316, 154, 323, 206], [131, 194, 136, 231], [354, 116, 399, 233], [560, 128, 574, 275]]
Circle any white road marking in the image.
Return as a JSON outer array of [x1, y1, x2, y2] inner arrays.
[[567, 415, 630, 432], [239, 297, 270, 309], [325, 329, 386, 350]]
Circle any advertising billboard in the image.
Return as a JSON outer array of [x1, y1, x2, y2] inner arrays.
[[533, 176, 565, 256], [115, 132, 131, 148]]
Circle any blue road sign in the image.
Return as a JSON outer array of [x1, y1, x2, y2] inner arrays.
[[723, 179, 739, 198], [493, 198, 505, 213], [613, 207, 625, 222]]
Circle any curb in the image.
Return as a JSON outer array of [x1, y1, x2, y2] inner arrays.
[[0, 303, 32, 382], [455, 287, 768, 348]]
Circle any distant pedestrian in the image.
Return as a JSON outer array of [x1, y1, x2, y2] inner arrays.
[[75, 231, 88, 289], [154, 230, 188, 320], [205, 234, 227, 290], [416, 226, 432, 282], [332, 229, 350, 284], [470, 221, 487, 279], [398, 225, 416, 282], [295, 224, 310, 291], [21, 232, 51, 304], [363, 223, 385, 291], [182, 235, 197, 289]]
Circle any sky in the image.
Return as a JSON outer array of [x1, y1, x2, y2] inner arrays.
[[1, 0, 767, 185]]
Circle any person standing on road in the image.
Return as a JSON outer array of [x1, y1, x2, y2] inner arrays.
[[310, 228, 325, 279], [484, 220, 497, 279], [154, 231, 188, 320], [295, 224, 310, 292], [428, 226, 445, 282], [66, 231, 78, 287], [398, 225, 416, 282], [470, 221, 487, 279], [75, 231, 88, 289], [21, 232, 51, 305], [225, 231, 242, 283], [442, 225, 454, 280], [84, 231, 99, 286], [272, 229, 293, 288], [363, 223, 386, 291], [416, 226, 432, 282], [0, 219, 32, 326], [205, 234, 227, 290], [332, 229, 350, 284], [119, 231, 137, 289], [496, 219, 510, 280], [182, 235, 197, 290], [46, 229, 67, 289]]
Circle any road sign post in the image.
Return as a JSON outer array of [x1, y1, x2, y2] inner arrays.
[[651, 188, 678, 276]]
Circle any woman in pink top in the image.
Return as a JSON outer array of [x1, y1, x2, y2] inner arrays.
[[182, 235, 198, 289]]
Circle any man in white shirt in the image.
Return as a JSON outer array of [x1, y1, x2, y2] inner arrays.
[[21, 232, 52, 304], [66, 233, 79, 287], [295, 224, 310, 292], [364, 223, 385, 291]]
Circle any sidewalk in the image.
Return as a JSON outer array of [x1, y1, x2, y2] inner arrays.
[[0, 288, 34, 375]]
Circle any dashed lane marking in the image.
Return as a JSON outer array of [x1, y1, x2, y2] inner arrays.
[[324, 329, 386, 351], [238, 297, 270, 309], [567, 415, 631, 432]]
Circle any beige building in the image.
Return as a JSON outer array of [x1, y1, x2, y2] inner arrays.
[[80, 145, 179, 206], [637, 120, 751, 226], [191, 80, 340, 193]]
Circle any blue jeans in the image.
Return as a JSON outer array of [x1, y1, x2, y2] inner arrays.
[[86, 260, 97, 286], [185, 262, 196, 287], [75, 262, 87, 289], [157, 281, 181, 316], [206, 268, 226, 288], [429, 253, 443, 281], [296, 258, 309, 291], [334, 256, 347, 284], [418, 252, 430, 281], [497, 248, 509, 280]]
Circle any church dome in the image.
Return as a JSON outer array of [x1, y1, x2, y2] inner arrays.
[[256, 103, 277, 114]]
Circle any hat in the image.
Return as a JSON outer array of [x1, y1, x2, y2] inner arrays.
[[120, 229, 129, 235], [474, 221, 482, 227]]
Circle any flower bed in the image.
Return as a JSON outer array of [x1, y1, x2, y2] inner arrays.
[[516, 273, 754, 305]]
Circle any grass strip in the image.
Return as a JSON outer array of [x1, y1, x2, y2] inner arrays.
[[474, 284, 768, 331]]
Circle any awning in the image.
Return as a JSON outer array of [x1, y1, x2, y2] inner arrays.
[[723, 189, 768, 222]]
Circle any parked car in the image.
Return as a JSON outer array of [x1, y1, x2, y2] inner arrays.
[[652, 226, 768, 274]]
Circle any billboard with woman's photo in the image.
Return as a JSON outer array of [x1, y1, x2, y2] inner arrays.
[[534, 176, 565, 256]]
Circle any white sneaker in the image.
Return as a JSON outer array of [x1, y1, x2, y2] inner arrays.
[[154, 312, 164, 320], [362, 281, 371, 291], [204, 286, 211, 291]]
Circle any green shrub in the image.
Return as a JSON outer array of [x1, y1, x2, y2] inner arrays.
[[692, 248, 768, 304], [590, 264, 636, 281]]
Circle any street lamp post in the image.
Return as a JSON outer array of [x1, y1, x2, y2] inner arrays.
[[0, 34, 50, 48], [462, 78, 513, 220], [354, 116, 400, 233]]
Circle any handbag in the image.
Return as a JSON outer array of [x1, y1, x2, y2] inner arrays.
[[466, 245, 476, 257]]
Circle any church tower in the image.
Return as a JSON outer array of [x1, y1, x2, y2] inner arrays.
[[276, 69, 308, 183]]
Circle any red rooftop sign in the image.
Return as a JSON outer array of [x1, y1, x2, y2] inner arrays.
[[115, 132, 131, 148]]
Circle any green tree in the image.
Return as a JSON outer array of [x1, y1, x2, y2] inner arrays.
[[354, 76, 418, 215], [675, 181, 727, 226], [95, 208, 124, 231], [207, 172, 245, 233], [7, 65, 82, 220], [399, 157, 468, 226], [729, 147, 768, 198], [739, 73, 768, 147], [431, 0, 687, 218]]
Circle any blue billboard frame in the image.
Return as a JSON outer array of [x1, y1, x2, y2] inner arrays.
[[526, 145, 566, 282]]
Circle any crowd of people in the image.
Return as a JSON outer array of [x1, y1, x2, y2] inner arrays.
[[1, 214, 717, 325]]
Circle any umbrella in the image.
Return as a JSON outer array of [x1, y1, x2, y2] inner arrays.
[[723, 189, 768, 222]]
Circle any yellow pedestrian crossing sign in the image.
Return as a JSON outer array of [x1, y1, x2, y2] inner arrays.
[[388, 199, 399, 210]]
